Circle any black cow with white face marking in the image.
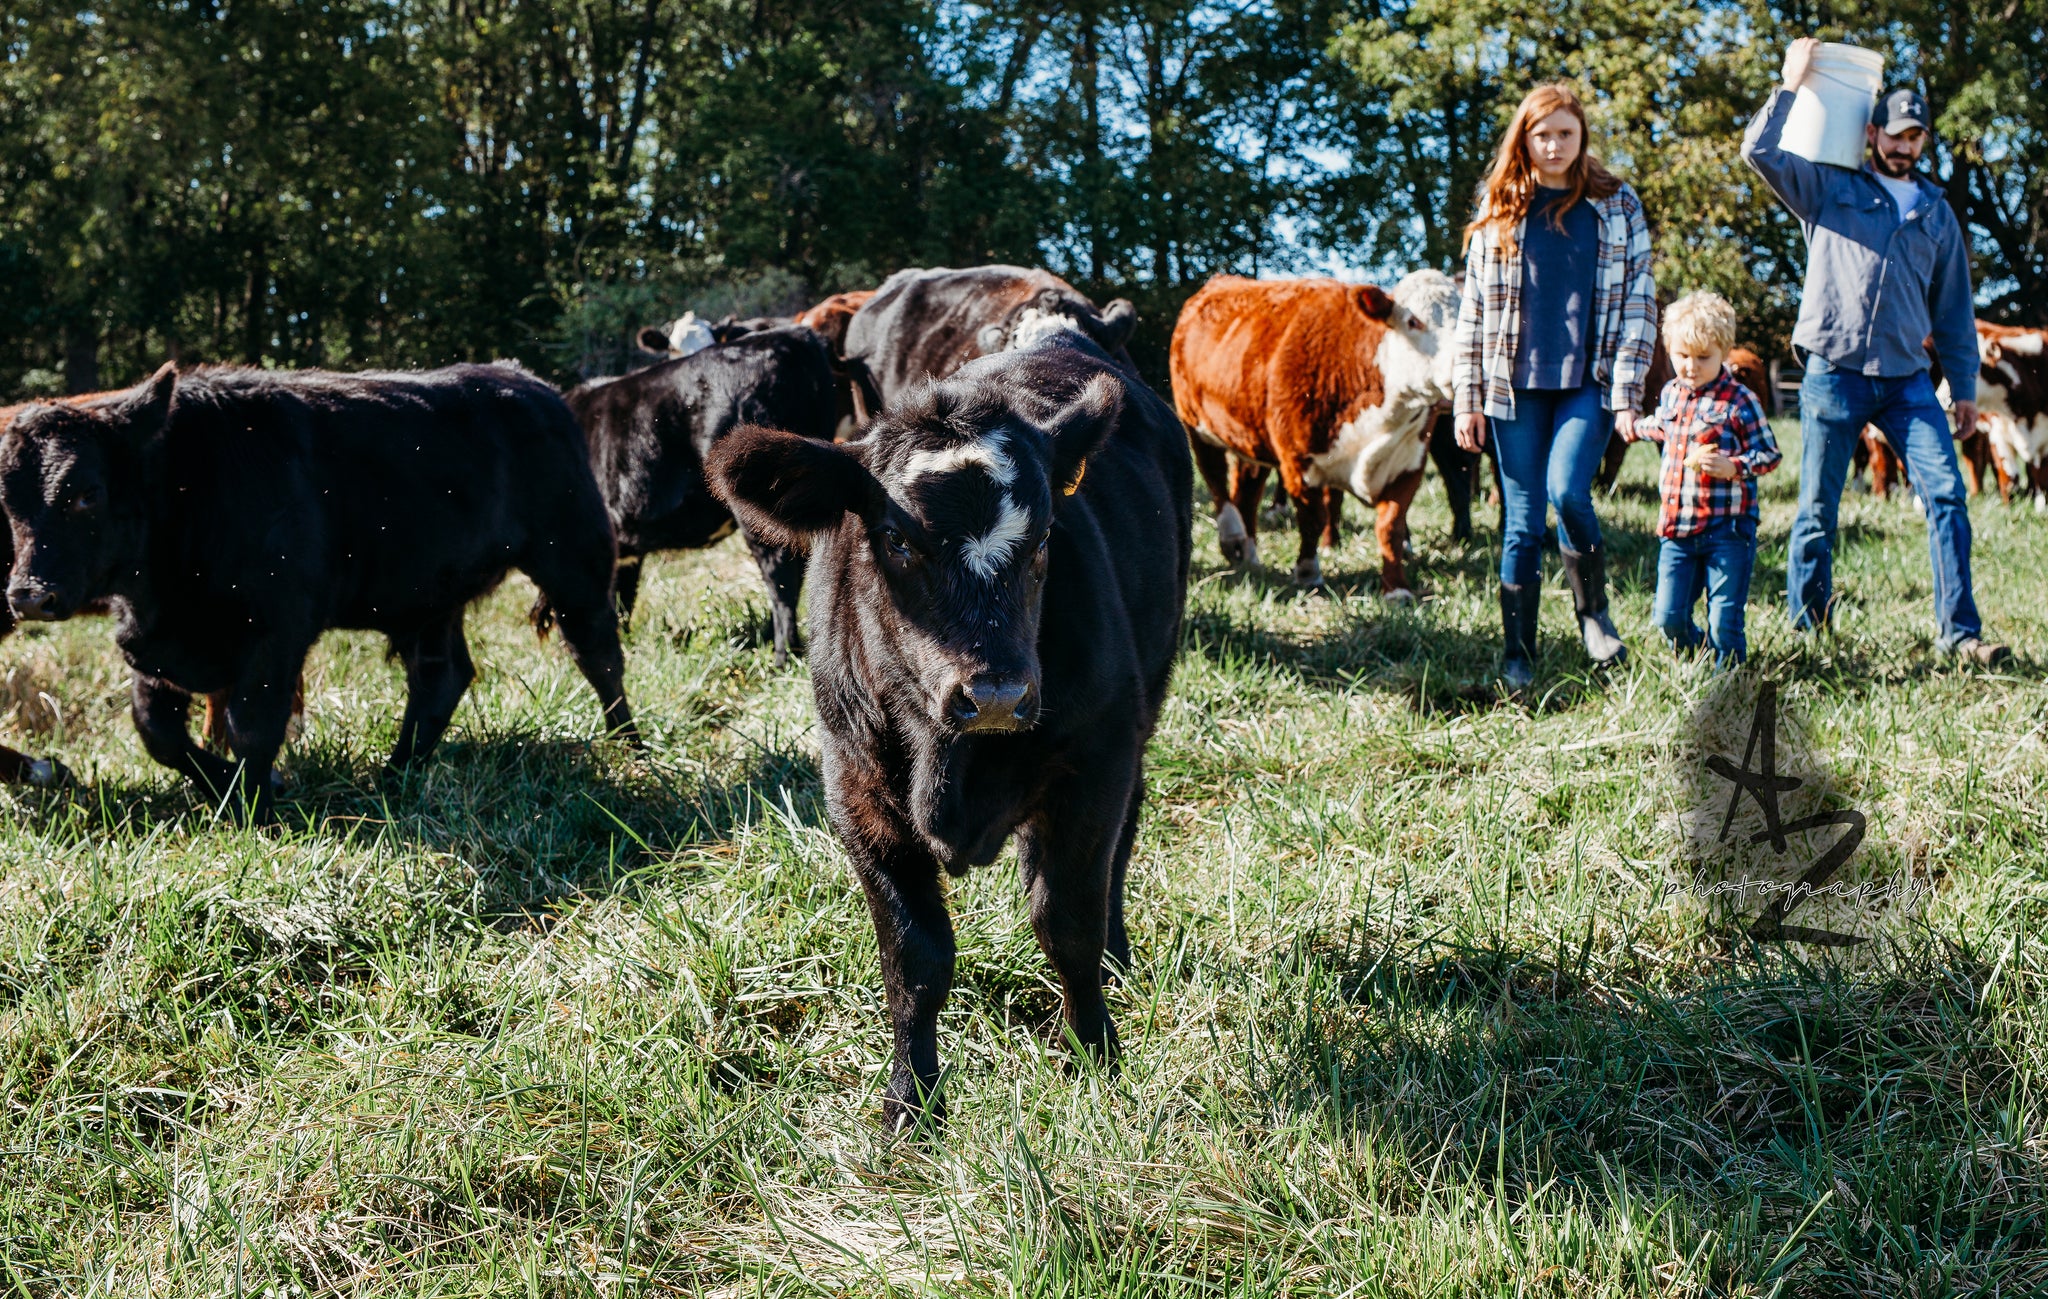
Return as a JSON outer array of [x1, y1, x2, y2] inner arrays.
[[0, 362, 637, 814], [707, 327, 1191, 1122], [842, 266, 1140, 417], [567, 325, 836, 663]]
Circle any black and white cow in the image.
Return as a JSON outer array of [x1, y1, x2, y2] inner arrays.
[[842, 266, 1140, 416], [567, 325, 837, 664], [705, 324, 1191, 1121]]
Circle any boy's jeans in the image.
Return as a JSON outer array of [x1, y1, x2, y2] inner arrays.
[[1790, 359, 1982, 648], [1655, 516, 1757, 665]]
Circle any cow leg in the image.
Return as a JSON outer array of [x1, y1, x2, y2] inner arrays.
[[1102, 774, 1144, 980], [1224, 458, 1268, 570], [527, 555, 640, 747], [0, 743, 68, 788], [1320, 488, 1344, 550], [613, 555, 644, 628], [1019, 764, 1135, 1069], [386, 613, 475, 771], [211, 647, 304, 814], [1958, 431, 1986, 497], [1870, 437, 1893, 500], [1189, 435, 1232, 511], [1290, 486, 1327, 587], [133, 672, 278, 816], [848, 832, 955, 1125], [1429, 413, 1477, 541], [743, 529, 806, 668], [1375, 467, 1426, 601], [1595, 434, 1631, 494], [133, 675, 242, 799]]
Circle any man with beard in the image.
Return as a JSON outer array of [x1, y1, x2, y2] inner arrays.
[[1742, 39, 2007, 664]]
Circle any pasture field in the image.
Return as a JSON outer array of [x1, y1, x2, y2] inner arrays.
[[3, 422, 2047, 1297]]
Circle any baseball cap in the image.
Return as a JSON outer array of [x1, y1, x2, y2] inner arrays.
[[1873, 88, 1932, 135]]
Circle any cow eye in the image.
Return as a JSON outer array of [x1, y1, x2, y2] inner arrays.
[[879, 526, 912, 559], [68, 488, 102, 515]]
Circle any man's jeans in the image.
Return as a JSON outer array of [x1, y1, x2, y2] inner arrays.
[[1790, 360, 1981, 648], [1654, 516, 1756, 665]]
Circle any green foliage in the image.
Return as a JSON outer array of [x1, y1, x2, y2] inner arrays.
[[1, 0, 2044, 395]]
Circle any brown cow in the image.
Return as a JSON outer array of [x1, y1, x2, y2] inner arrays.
[[795, 289, 877, 439], [1171, 271, 1457, 598]]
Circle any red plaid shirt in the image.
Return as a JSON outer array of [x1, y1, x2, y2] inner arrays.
[[1632, 369, 1780, 539]]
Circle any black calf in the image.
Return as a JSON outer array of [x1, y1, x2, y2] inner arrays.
[[708, 327, 1191, 1122], [0, 362, 636, 813], [568, 326, 837, 666]]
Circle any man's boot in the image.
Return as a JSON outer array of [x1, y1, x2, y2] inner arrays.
[[1499, 583, 1539, 690], [1560, 545, 1628, 667]]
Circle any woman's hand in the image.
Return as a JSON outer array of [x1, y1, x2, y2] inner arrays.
[[1455, 412, 1487, 453], [1612, 409, 1638, 443]]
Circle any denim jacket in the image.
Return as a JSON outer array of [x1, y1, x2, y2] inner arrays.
[[1740, 88, 1978, 402]]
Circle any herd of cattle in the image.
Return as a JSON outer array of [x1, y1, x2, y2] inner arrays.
[[1, 263, 2043, 1116]]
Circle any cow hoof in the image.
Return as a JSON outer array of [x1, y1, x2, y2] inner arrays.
[[26, 757, 74, 789], [1292, 557, 1324, 588], [1215, 504, 1255, 567], [1383, 587, 1416, 607]]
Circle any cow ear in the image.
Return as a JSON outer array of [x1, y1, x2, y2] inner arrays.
[[1034, 374, 1124, 495], [637, 326, 672, 354], [976, 322, 1008, 354], [120, 362, 177, 440], [1092, 299, 1138, 351], [1353, 285, 1394, 320], [706, 425, 883, 547]]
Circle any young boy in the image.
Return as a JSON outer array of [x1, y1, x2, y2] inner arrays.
[[1626, 292, 1782, 665]]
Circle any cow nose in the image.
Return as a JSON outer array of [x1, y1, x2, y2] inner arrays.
[[7, 584, 59, 622], [947, 677, 1035, 733]]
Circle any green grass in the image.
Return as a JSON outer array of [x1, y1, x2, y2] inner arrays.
[[3, 419, 2047, 1296]]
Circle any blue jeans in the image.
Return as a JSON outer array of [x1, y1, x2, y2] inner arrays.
[[1491, 385, 1610, 587], [1654, 516, 1757, 665], [1791, 361, 1981, 648]]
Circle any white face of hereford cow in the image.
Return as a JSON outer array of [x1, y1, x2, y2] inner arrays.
[[1388, 269, 1459, 406], [636, 311, 716, 359]]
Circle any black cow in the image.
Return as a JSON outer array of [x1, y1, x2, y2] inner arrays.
[[707, 325, 1192, 1122], [0, 362, 636, 813], [842, 266, 1140, 416], [567, 326, 837, 665]]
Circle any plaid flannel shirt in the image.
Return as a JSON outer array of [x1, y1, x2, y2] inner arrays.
[[1633, 369, 1781, 539], [1453, 183, 1660, 420]]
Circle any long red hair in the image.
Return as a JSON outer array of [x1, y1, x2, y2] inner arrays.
[[1465, 84, 1621, 255]]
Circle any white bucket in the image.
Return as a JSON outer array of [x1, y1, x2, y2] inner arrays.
[[1780, 43, 1886, 169]]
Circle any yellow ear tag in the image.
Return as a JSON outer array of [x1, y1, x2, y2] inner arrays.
[[1063, 458, 1087, 496]]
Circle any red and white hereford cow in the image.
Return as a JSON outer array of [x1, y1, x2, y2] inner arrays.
[[1170, 270, 1457, 599], [1971, 321, 2048, 508]]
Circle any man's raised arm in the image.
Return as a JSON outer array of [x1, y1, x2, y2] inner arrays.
[[1742, 38, 1830, 222]]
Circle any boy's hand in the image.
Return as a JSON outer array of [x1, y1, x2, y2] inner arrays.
[[1687, 444, 1739, 480]]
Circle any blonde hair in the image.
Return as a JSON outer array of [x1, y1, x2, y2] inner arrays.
[[1465, 83, 1622, 256], [1663, 291, 1738, 355]]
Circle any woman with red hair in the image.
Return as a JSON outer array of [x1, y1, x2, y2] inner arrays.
[[1452, 83, 1658, 690]]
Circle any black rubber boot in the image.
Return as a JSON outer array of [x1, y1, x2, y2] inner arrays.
[[1560, 545, 1628, 667], [1499, 583, 1539, 690]]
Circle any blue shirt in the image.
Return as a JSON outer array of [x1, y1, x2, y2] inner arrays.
[[1512, 189, 1598, 390], [1740, 87, 1978, 402]]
